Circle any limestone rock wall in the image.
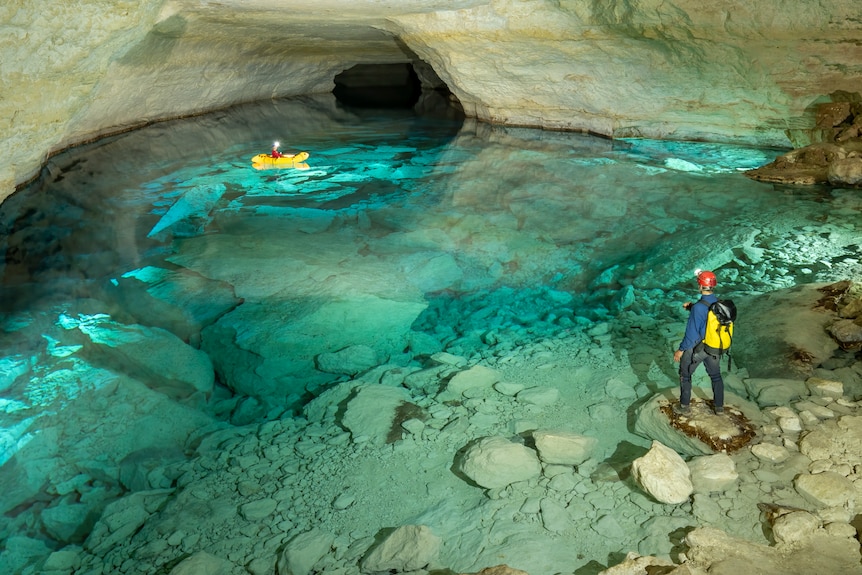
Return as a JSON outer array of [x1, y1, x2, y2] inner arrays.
[[3, 0, 862, 201]]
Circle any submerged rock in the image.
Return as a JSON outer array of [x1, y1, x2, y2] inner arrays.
[[361, 525, 441, 573], [458, 436, 542, 489]]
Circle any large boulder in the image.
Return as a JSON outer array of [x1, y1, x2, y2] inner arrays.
[[630, 441, 693, 505], [531, 429, 597, 467], [341, 384, 412, 445], [457, 436, 542, 489], [633, 390, 763, 457]]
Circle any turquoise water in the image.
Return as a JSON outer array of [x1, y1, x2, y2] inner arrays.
[[2, 94, 861, 574]]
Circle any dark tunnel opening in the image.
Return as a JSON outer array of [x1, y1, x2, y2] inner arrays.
[[332, 62, 462, 115]]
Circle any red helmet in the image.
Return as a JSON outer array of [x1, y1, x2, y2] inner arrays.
[[696, 270, 717, 287]]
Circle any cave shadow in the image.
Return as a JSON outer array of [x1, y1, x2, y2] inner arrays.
[[590, 440, 649, 484]]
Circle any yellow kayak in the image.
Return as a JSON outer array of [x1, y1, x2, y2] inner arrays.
[[251, 151, 310, 170]]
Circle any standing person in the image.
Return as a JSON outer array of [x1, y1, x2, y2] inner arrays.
[[673, 269, 725, 415]]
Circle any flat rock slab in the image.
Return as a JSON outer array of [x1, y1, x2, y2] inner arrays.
[[662, 400, 757, 453]]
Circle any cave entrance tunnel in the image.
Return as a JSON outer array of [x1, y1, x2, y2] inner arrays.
[[332, 61, 460, 111]]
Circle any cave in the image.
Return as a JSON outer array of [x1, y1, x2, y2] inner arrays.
[[333, 63, 422, 109]]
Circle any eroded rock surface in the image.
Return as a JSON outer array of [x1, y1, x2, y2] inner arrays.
[[6, 1, 862, 200], [745, 96, 862, 186]]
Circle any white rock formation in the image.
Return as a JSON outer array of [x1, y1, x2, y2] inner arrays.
[[5, 1, 862, 200], [630, 441, 693, 505], [341, 384, 411, 444], [443, 364, 501, 397], [794, 471, 856, 510], [688, 452, 738, 494], [532, 429, 597, 466], [277, 529, 335, 575], [458, 436, 542, 489], [679, 524, 862, 575], [361, 525, 441, 573]]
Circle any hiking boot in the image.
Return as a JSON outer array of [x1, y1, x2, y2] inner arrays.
[[672, 403, 691, 415], [714, 406, 724, 415]]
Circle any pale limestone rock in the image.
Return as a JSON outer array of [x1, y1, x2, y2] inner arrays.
[[794, 471, 856, 509], [41, 547, 83, 573], [169, 551, 233, 575], [593, 515, 625, 540], [604, 377, 636, 400], [683, 525, 862, 575], [539, 497, 571, 533], [805, 376, 844, 398], [777, 415, 803, 433], [688, 452, 737, 494], [798, 415, 862, 467], [462, 566, 530, 575], [828, 318, 862, 345], [750, 442, 790, 464], [40, 503, 91, 543], [515, 386, 560, 406], [403, 252, 463, 292], [315, 344, 380, 375], [595, 552, 674, 575], [771, 511, 821, 546], [532, 429, 597, 466], [400, 418, 425, 437], [277, 529, 334, 575], [631, 441, 693, 505], [745, 378, 809, 407], [74, 317, 214, 399], [793, 400, 836, 420], [239, 498, 277, 521], [429, 352, 468, 367], [824, 521, 858, 539], [457, 436, 542, 489], [633, 390, 763, 457], [798, 410, 820, 427], [340, 384, 411, 445], [361, 525, 441, 573], [731, 285, 839, 380], [444, 365, 500, 396], [85, 489, 173, 555], [547, 473, 577, 492], [493, 381, 525, 396], [332, 494, 355, 511]]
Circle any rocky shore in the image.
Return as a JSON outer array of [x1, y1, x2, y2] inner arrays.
[[745, 95, 862, 188]]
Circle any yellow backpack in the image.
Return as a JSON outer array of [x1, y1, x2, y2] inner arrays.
[[699, 300, 736, 359]]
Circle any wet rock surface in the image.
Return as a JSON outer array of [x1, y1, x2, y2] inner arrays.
[[746, 95, 862, 187]]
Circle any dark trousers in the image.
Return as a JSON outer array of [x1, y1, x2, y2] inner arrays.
[[679, 345, 724, 409]]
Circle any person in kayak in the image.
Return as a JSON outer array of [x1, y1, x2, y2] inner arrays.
[[271, 141, 285, 158]]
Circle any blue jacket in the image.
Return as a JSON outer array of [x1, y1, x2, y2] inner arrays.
[[679, 294, 718, 351]]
